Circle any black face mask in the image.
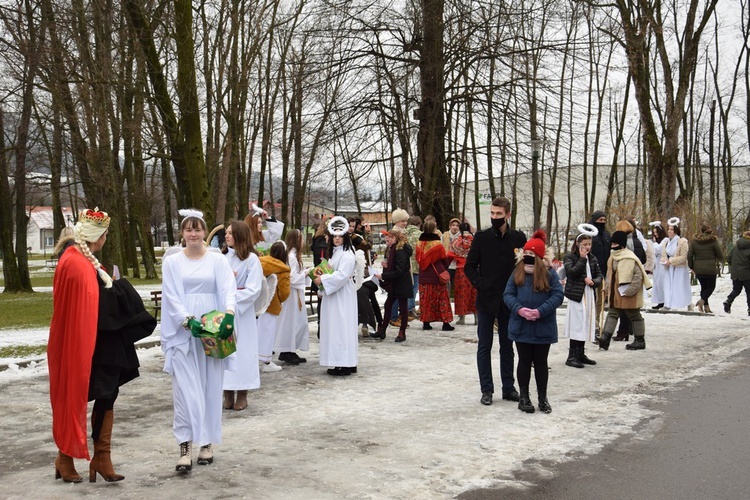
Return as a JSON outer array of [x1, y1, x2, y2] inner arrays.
[[611, 245, 622, 251], [593, 221, 606, 231], [523, 255, 536, 265], [491, 218, 506, 231]]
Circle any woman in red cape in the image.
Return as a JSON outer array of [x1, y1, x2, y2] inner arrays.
[[49, 208, 155, 484], [416, 219, 455, 331]]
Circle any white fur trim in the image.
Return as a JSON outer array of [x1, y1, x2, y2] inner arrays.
[[667, 217, 680, 227], [576, 223, 598, 238], [648, 220, 662, 228], [327, 216, 349, 236], [178, 208, 204, 220]]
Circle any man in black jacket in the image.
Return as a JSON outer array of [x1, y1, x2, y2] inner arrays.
[[464, 197, 526, 406], [590, 210, 610, 341]]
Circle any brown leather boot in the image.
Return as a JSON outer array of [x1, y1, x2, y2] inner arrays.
[[55, 451, 82, 483], [89, 411, 124, 482], [223, 390, 235, 409], [234, 390, 248, 411]]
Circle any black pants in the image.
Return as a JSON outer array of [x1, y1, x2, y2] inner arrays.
[[515, 342, 550, 396], [362, 281, 382, 324], [696, 275, 717, 304], [382, 295, 408, 334], [727, 279, 750, 308]]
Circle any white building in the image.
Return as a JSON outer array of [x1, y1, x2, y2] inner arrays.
[[26, 206, 75, 255]]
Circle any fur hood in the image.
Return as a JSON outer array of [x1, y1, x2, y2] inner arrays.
[[693, 232, 717, 243]]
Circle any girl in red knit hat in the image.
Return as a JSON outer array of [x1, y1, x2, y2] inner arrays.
[[503, 230, 564, 414]]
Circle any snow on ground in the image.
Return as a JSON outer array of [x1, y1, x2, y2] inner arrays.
[[0, 278, 749, 498]]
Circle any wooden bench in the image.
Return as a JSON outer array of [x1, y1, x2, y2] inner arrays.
[[150, 290, 162, 321], [305, 286, 319, 316]]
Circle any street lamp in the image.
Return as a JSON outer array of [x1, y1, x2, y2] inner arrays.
[[530, 138, 544, 229]]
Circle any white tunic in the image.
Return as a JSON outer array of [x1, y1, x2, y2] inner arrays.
[[661, 236, 692, 309], [650, 241, 666, 304], [563, 259, 596, 342], [318, 245, 358, 368], [161, 250, 236, 445], [274, 249, 310, 352], [223, 249, 264, 391], [256, 219, 285, 253]]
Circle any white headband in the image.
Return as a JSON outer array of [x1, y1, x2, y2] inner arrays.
[[179, 208, 205, 222], [667, 216, 680, 227], [576, 223, 598, 240], [251, 203, 264, 217], [327, 216, 349, 236]]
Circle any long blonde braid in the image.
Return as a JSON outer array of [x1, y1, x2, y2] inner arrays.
[[74, 228, 113, 288]]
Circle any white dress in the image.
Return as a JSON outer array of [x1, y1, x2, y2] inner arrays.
[[223, 249, 264, 391], [318, 245, 358, 368], [651, 241, 666, 304], [661, 236, 692, 309], [563, 259, 596, 342], [161, 250, 236, 445], [274, 249, 310, 353]]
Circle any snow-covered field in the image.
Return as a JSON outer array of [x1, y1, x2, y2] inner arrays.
[[1, 277, 748, 498]]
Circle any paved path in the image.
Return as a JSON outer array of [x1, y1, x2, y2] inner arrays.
[[459, 348, 750, 499]]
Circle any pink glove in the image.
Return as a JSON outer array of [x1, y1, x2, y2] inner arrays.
[[528, 309, 541, 320], [518, 307, 533, 319]]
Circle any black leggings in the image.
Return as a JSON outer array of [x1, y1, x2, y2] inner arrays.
[[91, 390, 118, 441], [382, 295, 408, 333], [696, 275, 717, 304], [515, 342, 551, 395]]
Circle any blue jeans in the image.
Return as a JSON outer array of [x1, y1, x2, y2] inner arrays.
[[476, 309, 516, 395], [391, 273, 419, 320]]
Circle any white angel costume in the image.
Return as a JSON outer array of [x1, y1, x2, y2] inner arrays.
[[318, 245, 358, 368], [563, 258, 597, 342], [660, 235, 692, 309], [161, 250, 236, 446], [274, 248, 310, 353], [650, 240, 665, 304], [222, 249, 264, 391]]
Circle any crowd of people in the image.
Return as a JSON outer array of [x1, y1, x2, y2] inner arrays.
[[47, 199, 750, 480]]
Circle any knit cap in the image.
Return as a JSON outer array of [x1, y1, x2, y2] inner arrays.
[[611, 230, 628, 248], [391, 209, 409, 224], [523, 229, 547, 259]]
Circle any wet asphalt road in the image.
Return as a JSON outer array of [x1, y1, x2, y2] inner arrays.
[[459, 348, 750, 500]]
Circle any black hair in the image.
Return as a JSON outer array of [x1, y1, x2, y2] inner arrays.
[[326, 231, 354, 258]]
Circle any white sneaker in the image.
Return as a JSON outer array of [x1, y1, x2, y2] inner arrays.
[[261, 361, 282, 372], [197, 444, 213, 465]]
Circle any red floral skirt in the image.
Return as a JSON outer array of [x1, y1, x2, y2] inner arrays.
[[453, 268, 477, 316], [418, 283, 454, 323]]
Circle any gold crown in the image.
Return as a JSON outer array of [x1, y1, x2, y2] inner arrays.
[[80, 207, 111, 228]]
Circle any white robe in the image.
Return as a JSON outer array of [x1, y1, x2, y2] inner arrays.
[[256, 219, 284, 253], [223, 249, 264, 391], [318, 245, 358, 368], [161, 250, 236, 445], [563, 259, 597, 342], [274, 249, 310, 352], [661, 236, 692, 309], [650, 241, 666, 304]]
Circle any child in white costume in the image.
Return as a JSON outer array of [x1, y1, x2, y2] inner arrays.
[[221, 220, 264, 411], [275, 229, 311, 364], [314, 217, 358, 376], [161, 210, 236, 472]]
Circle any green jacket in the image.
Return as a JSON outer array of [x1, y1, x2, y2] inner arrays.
[[688, 233, 723, 276]]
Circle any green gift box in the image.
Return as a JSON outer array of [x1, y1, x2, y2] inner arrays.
[[198, 310, 236, 359], [308, 259, 334, 290]]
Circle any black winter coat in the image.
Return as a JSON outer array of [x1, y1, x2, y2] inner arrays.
[[563, 251, 603, 302], [464, 226, 527, 314], [381, 244, 414, 299], [589, 215, 611, 275]]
